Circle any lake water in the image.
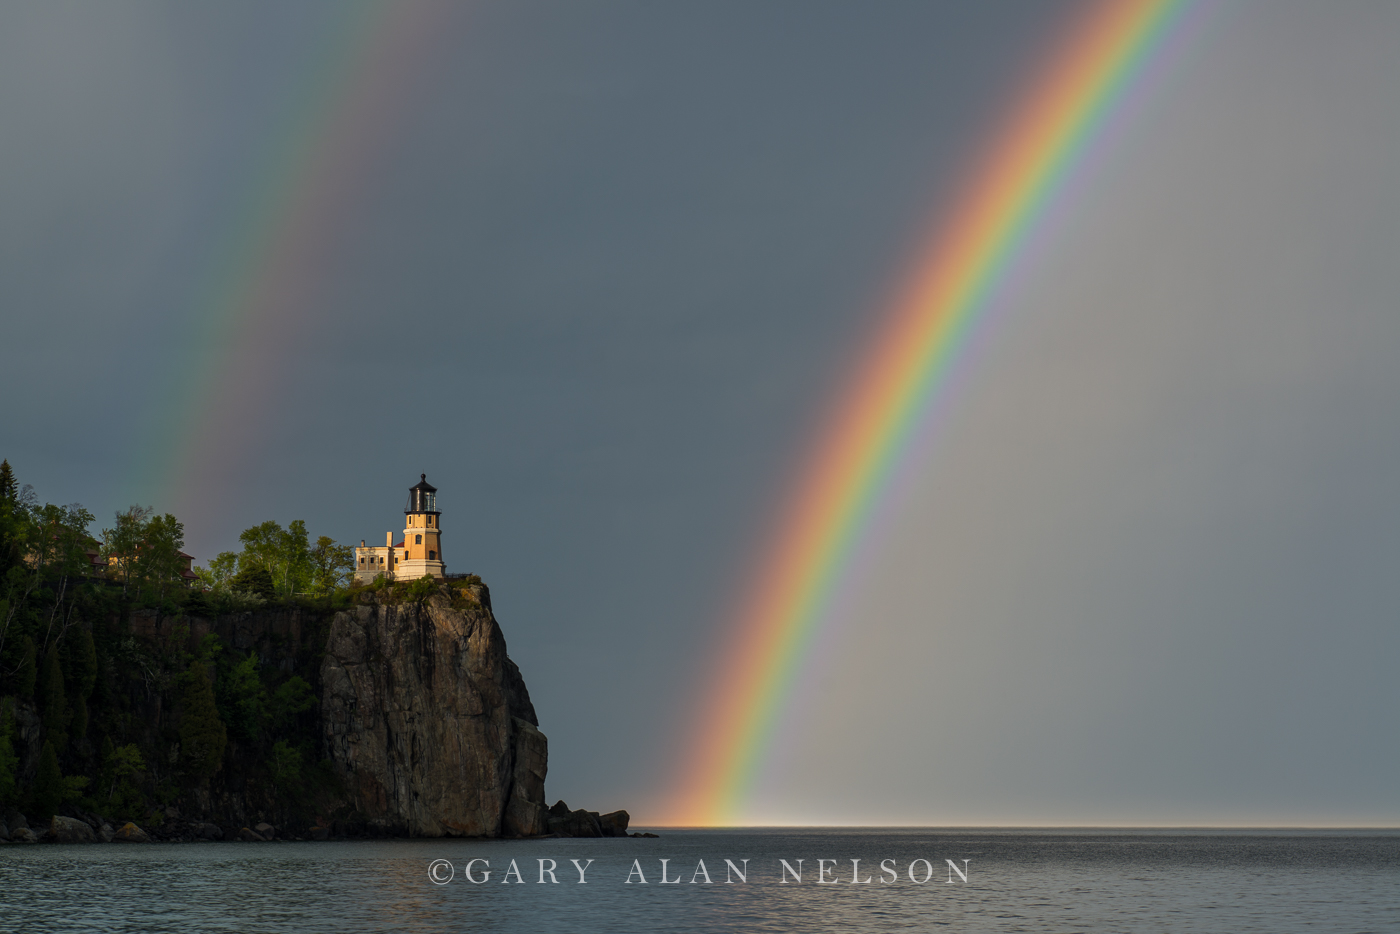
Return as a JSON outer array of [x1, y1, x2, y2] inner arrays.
[[1, 828, 1396, 932]]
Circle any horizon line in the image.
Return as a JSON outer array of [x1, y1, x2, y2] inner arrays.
[[638, 823, 1400, 831]]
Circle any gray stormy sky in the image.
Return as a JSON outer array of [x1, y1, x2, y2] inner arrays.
[[1, 1, 1396, 825]]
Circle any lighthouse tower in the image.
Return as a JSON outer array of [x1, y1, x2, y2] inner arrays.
[[398, 474, 446, 580]]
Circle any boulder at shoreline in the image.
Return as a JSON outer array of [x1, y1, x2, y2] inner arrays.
[[50, 816, 96, 843], [113, 822, 152, 843]]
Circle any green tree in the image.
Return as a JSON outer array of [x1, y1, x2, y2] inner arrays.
[[0, 699, 18, 806], [101, 742, 147, 817], [32, 739, 62, 817], [0, 459, 20, 574], [195, 551, 238, 591], [221, 653, 268, 741], [310, 536, 354, 593], [59, 626, 95, 746], [2, 494, 93, 667], [101, 506, 188, 602], [69, 625, 98, 701], [270, 675, 314, 732], [69, 694, 88, 745], [237, 520, 312, 596], [15, 635, 36, 697], [38, 649, 69, 750], [142, 513, 188, 602], [0, 461, 29, 679], [98, 734, 114, 790], [268, 740, 302, 797], [179, 660, 226, 782], [0, 460, 15, 505], [101, 505, 153, 596], [228, 565, 275, 601], [196, 632, 224, 664], [407, 574, 438, 605], [32, 502, 98, 649]]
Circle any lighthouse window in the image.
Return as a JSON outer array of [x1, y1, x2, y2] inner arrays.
[[429, 550, 436, 560], [415, 534, 422, 545], [359, 557, 365, 565]]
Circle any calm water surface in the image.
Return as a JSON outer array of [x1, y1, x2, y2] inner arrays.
[[1, 828, 1396, 932]]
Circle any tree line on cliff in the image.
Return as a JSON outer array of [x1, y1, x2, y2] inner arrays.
[[0, 459, 376, 832]]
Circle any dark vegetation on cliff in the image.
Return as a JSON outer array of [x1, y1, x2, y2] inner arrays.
[[0, 460, 630, 842]]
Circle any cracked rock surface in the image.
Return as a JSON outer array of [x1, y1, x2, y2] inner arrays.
[[320, 587, 548, 838]]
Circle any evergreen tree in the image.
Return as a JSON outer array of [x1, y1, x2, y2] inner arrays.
[[0, 460, 15, 567], [39, 649, 68, 750], [32, 739, 62, 818], [102, 742, 146, 818], [99, 735, 114, 780], [70, 694, 88, 745], [0, 460, 15, 572], [229, 565, 275, 601], [0, 699, 18, 806], [222, 653, 268, 741], [180, 660, 226, 783], [0, 460, 15, 504], [15, 635, 36, 697], [268, 740, 302, 798], [270, 675, 314, 732], [69, 625, 98, 701]]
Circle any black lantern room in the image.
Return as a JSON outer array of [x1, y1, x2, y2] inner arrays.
[[405, 474, 439, 515]]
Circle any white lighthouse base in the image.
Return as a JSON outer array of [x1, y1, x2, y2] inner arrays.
[[396, 558, 445, 581]]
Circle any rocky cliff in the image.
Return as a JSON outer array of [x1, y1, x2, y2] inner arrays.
[[0, 577, 616, 842], [320, 586, 549, 837]]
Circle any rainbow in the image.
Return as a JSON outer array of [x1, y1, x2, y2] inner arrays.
[[135, 2, 450, 529], [669, 0, 1192, 825]]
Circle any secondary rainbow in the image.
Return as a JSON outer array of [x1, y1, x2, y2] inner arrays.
[[669, 0, 1191, 825], [135, 2, 449, 530]]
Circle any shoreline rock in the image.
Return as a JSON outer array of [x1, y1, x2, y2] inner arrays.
[[113, 822, 152, 843], [51, 816, 96, 844], [544, 802, 637, 838]]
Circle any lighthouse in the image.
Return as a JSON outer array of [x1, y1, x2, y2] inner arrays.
[[398, 474, 446, 580], [353, 474, 447, 583]]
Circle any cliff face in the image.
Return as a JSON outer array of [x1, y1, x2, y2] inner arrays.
[[319, 587, 548, 838], [0, 581, 567, 841]]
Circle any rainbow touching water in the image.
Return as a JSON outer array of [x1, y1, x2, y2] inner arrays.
[[669, 0, 1190, 825], [139, 2, 448, 529]]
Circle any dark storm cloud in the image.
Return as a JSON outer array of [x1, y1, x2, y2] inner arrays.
[[0, 0, 1067, 813], [3, 2, 1393, 824]]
